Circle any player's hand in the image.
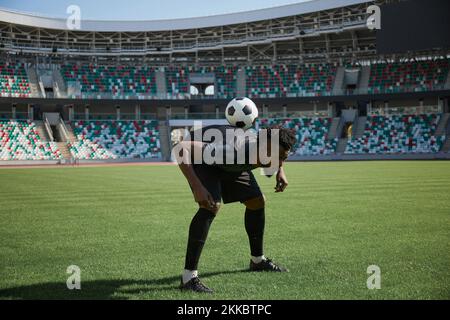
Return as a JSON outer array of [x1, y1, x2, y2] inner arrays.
[[275, 168, 288, 192], [193, 185, 217, 209]]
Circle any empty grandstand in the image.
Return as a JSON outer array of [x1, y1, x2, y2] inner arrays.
[[0, 62, 31, 98], [345, 114, 445, 154], [61, 64, 158, 100], [0, 120, 62, 160], [367, 59, 449, 94], [246, 64, 337, 98], [259, 117, 338, 155], [0, 0, 449, 164], [70, 120, 161, 159]]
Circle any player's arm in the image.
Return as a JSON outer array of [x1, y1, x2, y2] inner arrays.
[[275, 163, 288, 193], [177, 140, 216, 208]]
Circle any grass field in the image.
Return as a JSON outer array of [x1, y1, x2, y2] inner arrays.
[[0, 161, 449, 300]]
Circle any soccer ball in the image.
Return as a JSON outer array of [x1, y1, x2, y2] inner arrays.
[[225, 97, 259, 130]]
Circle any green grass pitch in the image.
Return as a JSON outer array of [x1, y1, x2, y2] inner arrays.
[[0, 161, 449, 300]]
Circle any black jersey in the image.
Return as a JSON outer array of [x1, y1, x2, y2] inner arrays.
[[188, 124, 259, 173]]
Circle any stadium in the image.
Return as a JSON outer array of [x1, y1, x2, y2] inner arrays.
[[0, 0, 449, 301]]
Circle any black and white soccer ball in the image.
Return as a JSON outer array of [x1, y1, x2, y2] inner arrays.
[[225, 97, 259, 130]]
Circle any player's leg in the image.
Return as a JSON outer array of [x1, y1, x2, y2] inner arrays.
[[243, 195, 287, 272], [243, 195, 266, 263], [181, 165, 221, 293], [221, 171, 266, 260], [221, 170, 288, 272], [182, 203, 220, 292]]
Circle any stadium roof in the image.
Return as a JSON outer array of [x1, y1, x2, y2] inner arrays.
[[0, 0, 371, 32]]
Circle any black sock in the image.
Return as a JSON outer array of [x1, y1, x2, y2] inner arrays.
[[184, 208, 216, 270], [245, 207, 265, 257]]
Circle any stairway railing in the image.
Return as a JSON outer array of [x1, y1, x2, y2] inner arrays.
[[44, 117, 54, 142], [59, 118, 71, 142]]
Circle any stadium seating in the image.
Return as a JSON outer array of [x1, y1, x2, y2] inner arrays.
[[67, 139, 117, 160], [0, 61, 31, 98], [202, 66, 237, 99], [60, 63, 339, 99], [165, 66, 190, 99], [164, 66, 238, 99], [0, 120, 62, 160], [345, 114, 445, 154], [246, 64, 337, 98], [70, 120, 161, 159], [61, 64, 158, 99], [368, 59, 450, 94], [258, 117, 337, 155], [6, 60, 450, 99]]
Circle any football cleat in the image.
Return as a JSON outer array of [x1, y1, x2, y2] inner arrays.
[[179, 277, 213, 293], [249, 258, 289, 272]]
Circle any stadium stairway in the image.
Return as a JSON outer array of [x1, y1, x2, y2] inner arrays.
[[437, 113, 450, 153], [336, 138, 348, 153], [158, 120, 171, 161], [357, 66, 370, 94], [441, 139, 450, 152], [57, 142, 72, 160], [53, 68, 67, 98], [25, 65, 41, 98], [333, 116, 351, 153], [35, 121, 51, 141], [64, 123, 78, 143], [435, 113, 450, 136], [38, 115, 77, 161], [51, 124, 63, 142], [49, 122, 73, 160], [332, 66, 345, 95], [236, 68, 246, 97], [155, 69, 167, 98], [352, 116, 367, 138], [446, 70, 450, 89], [328, 117, 341, 139]]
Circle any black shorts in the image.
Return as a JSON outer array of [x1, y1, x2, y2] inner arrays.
[[192, 164, 263, 204]]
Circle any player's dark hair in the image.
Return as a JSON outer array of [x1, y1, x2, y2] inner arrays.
[[258, 125, 297, 150]]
